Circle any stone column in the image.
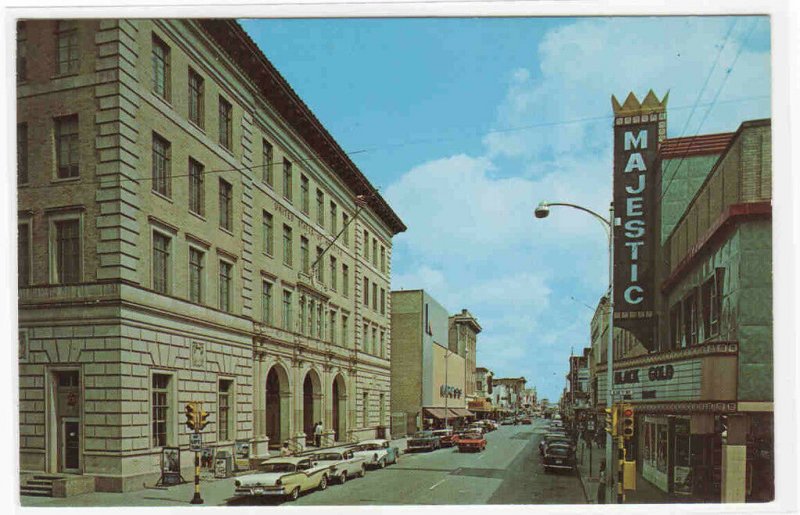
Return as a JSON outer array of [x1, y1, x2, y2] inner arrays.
[[321, 430, 336, 448], [721, 415, 749, 503]]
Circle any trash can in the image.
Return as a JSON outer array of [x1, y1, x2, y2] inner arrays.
[[214, 450, 233, 479], [376, 426, 387, 439]]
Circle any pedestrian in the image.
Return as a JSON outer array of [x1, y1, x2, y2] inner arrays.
[[314, 421, 323, 447], [280, 441, 292, 457]]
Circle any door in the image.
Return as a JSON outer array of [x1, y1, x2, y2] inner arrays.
[[62, 418, 80, 472]]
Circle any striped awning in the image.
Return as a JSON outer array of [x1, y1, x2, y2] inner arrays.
[[423, 407, 449, 419]]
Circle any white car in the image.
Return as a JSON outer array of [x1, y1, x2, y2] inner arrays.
[[350, 439, 400, 469], [312, 447, 367, 484], [234, 456, 331, 501]]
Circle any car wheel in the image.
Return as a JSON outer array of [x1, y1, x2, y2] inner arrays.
[[319, 475, 328, 491], [358, 465, 366, 478], [340, 472, 347, 484], [379, 458, 386, 469], [289, 487, 300, 501]]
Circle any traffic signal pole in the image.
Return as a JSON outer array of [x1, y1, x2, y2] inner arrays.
[[184, 402, 207, 505], [190, 431, 203, 505]]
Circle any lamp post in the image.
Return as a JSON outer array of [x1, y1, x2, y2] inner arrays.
[[534, 200, 615, 503], [444, 349, 450, 430]]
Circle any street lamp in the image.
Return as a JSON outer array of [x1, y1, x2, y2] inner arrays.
[[534, 200, 615, 503]]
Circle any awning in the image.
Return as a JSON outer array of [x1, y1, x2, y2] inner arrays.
[[423, 407, 449, 419], [449, 408, 474, 418]]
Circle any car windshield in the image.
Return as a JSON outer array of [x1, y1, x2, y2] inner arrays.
[[259, 462, 295, 473], [315, 453, 343, 461], [463, 432, 482, 439], [360, 444, 381, 450]]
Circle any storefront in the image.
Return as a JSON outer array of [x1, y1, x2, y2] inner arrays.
[[468, 399, 493, 420]]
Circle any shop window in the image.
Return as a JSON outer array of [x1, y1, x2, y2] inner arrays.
[[683, 290, 698, 346], [670, 302, 683, 349], [218, 379, 233, 442]]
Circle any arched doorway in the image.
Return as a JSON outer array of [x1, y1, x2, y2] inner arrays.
[[332, 374, 347, 441], [303, 369, 322, 444], [265, 364, 289, 448]]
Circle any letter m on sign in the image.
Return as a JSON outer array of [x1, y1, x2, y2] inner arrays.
[[624, 130, 648, 150]]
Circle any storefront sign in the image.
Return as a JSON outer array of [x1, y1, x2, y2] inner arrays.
[[439, 385, 462, 398], [599, 358, 702, 402]]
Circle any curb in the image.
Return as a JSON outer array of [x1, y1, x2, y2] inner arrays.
[[576, 466, 594, 504]]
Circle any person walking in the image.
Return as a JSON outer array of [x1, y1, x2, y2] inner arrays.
[[314, 422, 323, 448], [280, 441, 292, 457]]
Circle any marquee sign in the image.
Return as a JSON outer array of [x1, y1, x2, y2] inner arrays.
[[597, 358, 702, 403], [611, 91, 668, 350]]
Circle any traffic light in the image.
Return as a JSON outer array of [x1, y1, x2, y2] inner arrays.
[[604, 404, 618, 436], [621, 404, 634, 439], [198, 408, 210, 431], [185, 402, 197, 431]]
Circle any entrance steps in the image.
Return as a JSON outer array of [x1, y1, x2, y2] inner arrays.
[[20, 474, 96, 498], [21, 475, 60, 497]]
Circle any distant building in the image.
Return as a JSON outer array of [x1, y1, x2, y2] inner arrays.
[[491, 377, 526, 413], [448, 309, 482, 404]]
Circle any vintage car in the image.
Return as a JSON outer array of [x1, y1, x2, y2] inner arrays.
[[539, 434, 573, 456], [351, 439, 400, 468], [542, 443, 576, 473], [455, 430, 486, 452], [475, 420, 497, 432], [312, 447, 367, 484], [234, 456, 331, 501], [406, 430, 441, 452], [432, 428, 458, 447], [520, 416, 532, 425], [466, 423, 488, 435], [500, 418, 516, 426]]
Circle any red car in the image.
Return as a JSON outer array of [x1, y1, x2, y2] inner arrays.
[[455, 431, 486, 453], [432, 429, 458, 447]]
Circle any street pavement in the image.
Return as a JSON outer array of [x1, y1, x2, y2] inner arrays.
[[21, 419, 586, 507]]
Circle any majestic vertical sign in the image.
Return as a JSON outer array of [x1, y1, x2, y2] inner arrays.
[[611, 91, 667, 350]]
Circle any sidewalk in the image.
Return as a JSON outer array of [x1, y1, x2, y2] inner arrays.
[[574, 440, 700, 504]]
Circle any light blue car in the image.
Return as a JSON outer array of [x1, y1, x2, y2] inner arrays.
[[350, 439, 400, 468]]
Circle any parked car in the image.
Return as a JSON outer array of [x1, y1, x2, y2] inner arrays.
[[520, 416, 532, 425], [500, 418, 516, 426], [542, 443, 576, 473], [311, 448, 367, 484], [539, 434, 574, 456], [476, 419, 497, 432], [407, 430, 442, 452], [466, 423, 487, 435], [234, 457, 331, 501], [432, 428, 458, 447], [350, 439, 400, 468], [455, 430, 487, 452]]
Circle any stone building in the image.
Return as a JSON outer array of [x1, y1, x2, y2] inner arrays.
[[448, 309, 481, 404], [17, 19, 404, 492]]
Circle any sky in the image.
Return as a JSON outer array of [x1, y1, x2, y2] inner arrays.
[[240, 16, 771, 402]]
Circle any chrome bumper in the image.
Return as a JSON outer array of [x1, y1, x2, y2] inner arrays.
[[234, 486, 286, 496]]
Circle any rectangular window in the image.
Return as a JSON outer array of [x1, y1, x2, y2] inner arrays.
[[317, 303, 323, 338], [316, 247, 324, 282], [283, 225, 293, 266], [151, 35, 170, 100], [372, 283, 378, 311], [702, 269, 725, 340], [380, 330, 385, 358], [55, 115, 79, 179], [262, 139, 274, 187], [310, 299, 317, 337], [189, 158, 204, 215], [188, 68, 204, 128], [152, 133, 171, 197], [56, 21, 79, 76], [363, 324, 368, 352], [18, 224, 31, 287], [151, 374, 170, 447], [300, 237, 309, 274], [683, 291, 698, 346], [372, 238, 378, 267], [283, 158, 293, 202], [282, 290, 292, 330], [330, 202, 337, 235], [54, 219, 80, 284], [17, 123, 28, 185], [329, 310, 336, 343], [330, 256, 337, 291], [372, 327, 378, 355], [218, 179, 232, 231], [301, 175, 309, 214], [219, 260, 232, 313], [316, 189, 325, 226], [218, 96, 232, 150], [342, 213, 350, 245], [262, 211, 274, 255], [300, 299, 308, 335], [342, 264, 349, 297], [16, 21, 27, 82], [261, 281, 273, 325], [189, 247, 204, 303], [363, 230, 369, 260], [341, 314, 349, 347], [218, 379, 232, 442], [152, 231, 171, 294], [363, 277, 369, 306], [380, 288, 386, 315], [380, 247, 386, 273], [669, 303, 682, 349]]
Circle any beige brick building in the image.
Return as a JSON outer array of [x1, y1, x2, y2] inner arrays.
[[17, 19, 404, 492]]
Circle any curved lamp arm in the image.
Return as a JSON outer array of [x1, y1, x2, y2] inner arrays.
[[536, 201, 611, 231]]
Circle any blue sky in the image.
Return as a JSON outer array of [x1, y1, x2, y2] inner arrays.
[[240, 16, 771, 402]]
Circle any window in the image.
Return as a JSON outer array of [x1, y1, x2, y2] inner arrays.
[[330, 256, 337, 291], [310, 299, 317, 337], [316, 247, 324, 282], [283, 225, 293, 266], [341, 314, 349, 347], [152, 133, 171, 197], [17, 123, 28, 185], [300, 298, 308, 335], [363, 230, 369, 260], [329, 310, 336, 343], [188, 68, 204, 128], [218, 96, 232, 150], [316, 189, 325, 226], [152, 231, 171, 294], [380, 330, 385, 358], [262, 139, 274, 187], [262, 211, 274, 255], [151, 374, 171, 447], [363, 277, 369, 306], [218, 179, 232, 231], [282, 290, 293, 330], [16, 21, 27, 82], [362, 392, 368, 427], [372, 327, 377, 355], [701, 268, 725, 340], [380, 288, 386, 315], [301, 175, 309, 214], [283, 158, 293, 201], [372, 239, 378, 267], [218, 379, 233, 441], [189, 247, 204, 303], [189, 158, 205, 215], [151, 34, 170, 100], [330, 202, 338, 235], [362, 324, 368, 352], [372, 283, 378, 311], [380, 247, 386, 273], [301, 237, 309, 274], [54, 219, 80, 284], [342, 213, 350, 245], [342, 265, 349, 297], [55, 115, 79, 179], [56, 21, 79, 76], [219, 260, 232, 312], [683, 291, 698, 346], [18, 224, 31, 287], [317, 303, 323, 338], [261, 281, 273, 325]]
